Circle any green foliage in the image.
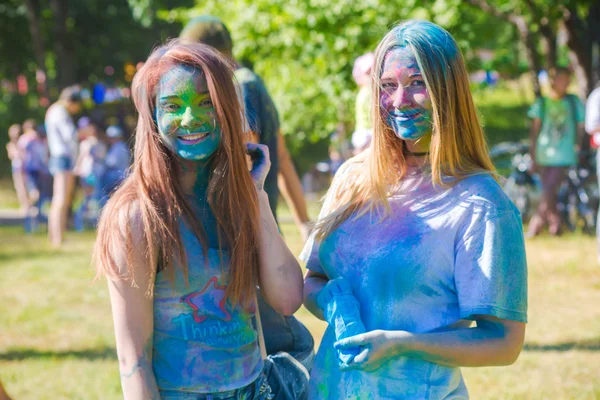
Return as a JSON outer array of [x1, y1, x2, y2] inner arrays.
[[162, 0, 524, 165], [0, 1, 32, 78]]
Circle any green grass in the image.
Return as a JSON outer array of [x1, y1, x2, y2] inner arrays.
[[1, 212, 599, 399]]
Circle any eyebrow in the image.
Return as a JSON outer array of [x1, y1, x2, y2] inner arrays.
[[158, 92, 210, 101]]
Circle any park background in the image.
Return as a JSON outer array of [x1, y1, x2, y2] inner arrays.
[[0, 0, 599, 399]]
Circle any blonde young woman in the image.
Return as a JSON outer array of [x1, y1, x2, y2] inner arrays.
[[302, 20, 528, 399], [95, 41, 303, 399]]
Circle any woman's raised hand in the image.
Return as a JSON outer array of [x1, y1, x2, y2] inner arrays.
[[246, 143, 271, 191]]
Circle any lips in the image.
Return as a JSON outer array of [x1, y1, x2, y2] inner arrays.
[[177, 131, 210, 144], [391, 111, 422, 121]]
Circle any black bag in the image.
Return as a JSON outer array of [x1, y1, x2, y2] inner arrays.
[[262, 351, 309, 399], [255, 294, 310, 400]]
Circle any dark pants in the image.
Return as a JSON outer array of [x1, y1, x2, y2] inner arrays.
[[529, 166, 568, 236], [160, 371, 273, 399]]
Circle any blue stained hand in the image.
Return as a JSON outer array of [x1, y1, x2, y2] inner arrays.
[[246, 143, 271, 190], [317, 277, 366, 366]]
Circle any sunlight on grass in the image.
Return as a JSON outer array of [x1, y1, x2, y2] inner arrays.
[[1, 214, 599, 399]]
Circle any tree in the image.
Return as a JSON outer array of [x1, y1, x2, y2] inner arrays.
[[465, 0, 600, 98]]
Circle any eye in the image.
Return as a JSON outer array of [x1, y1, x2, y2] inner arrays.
[[410, 79, 426, 87], [381, 82, 397, 93], [161, 102, 180, 112], [199, 98, 213, 107]]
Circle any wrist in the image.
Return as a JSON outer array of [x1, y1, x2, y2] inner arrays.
[[256, 187, 269, 202], [387, 330, 414, 356]]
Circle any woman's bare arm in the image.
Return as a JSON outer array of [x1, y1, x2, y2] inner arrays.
[[105, 205, 160, 399]]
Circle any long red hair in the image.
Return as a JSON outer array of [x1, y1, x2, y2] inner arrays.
[[94, 40, 260, 306]]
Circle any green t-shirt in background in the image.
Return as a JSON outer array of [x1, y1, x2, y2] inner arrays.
[[528, 95, 585, 166]]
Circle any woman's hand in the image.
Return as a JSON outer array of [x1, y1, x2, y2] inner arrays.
[[246, 143, 271, 191], [335, 330, 409, 372], [336, 316, 526, 371]]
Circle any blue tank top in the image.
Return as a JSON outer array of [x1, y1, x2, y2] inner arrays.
[[152, 219, 262, 393]]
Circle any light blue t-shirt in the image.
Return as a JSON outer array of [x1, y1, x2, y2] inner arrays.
[[152, 219, 262, 393], [301, 163, 528, 399]]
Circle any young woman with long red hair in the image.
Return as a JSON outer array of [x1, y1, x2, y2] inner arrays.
[[94, 41, 303, 399]]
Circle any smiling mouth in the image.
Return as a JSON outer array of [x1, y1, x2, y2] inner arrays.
[[393, 112, 422, 121], [177, 132, 210, 144]]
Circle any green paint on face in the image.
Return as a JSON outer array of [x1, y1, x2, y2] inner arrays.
[[156, 64, 221, 161]]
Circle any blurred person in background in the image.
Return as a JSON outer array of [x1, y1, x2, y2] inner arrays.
[[100, 125, 130, 206], [527, 67, 585, 237], [351, 52, 375, 155], [180, 16, 312, 242], [45, 85, 82, 247], [302, 20, 527, 398], [74, 117, 107, 231], [585, 81, 600, 262], [20, 119, 51, 231], [6, 123, 29, 212], [180, 16, 315, 375]]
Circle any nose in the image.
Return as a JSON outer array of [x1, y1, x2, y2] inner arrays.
[[180, 107, 197, 130], [392, 86, 411, 109]]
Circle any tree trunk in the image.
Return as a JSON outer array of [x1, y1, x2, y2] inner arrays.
[[23, 0, 50, 97], [539, 22, 557, 70], [49, 0, 76, 90], [464, 0, 541, 97], [523, 0, 556, 70], [515, 18, 542, 97], [562, 4, 593, 99]]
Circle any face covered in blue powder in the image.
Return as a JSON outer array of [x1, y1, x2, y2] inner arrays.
[[156, 64, 221, 161], [380, 46, 433, 141]]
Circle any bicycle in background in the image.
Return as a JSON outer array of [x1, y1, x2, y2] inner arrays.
[[490, 141, 598, 235], [557, 150, 598, 235], [490, 141, 542, 223]]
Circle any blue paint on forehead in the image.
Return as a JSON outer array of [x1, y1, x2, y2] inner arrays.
[[159, 64, 203, 91], [386, 20, 459, 78], [392, 20, 458, 57]]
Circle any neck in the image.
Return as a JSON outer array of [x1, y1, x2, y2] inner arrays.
[[549, 90, 566, 100], [179, 158, 212, 196], [403, 134, 431, 166], [404, 153, 430, 167]]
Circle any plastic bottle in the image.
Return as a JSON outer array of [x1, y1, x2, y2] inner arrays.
[[317, 277, 366, 365]]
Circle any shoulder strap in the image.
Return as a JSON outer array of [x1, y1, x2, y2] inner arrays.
[[539, 96, 546, 123], [566, 94, 578, 127], [254, 292, 268, 361]]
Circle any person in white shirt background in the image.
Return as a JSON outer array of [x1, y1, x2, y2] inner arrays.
[[585, 82, 600, 263], [45, 85, 82, 247]]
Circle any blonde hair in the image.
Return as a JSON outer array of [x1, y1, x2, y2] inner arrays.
[[315, 20, 496, 240], [94, 40, 260, 307]]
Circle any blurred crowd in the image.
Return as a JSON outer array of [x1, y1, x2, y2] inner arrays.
[[5, 85, 130, 244]]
